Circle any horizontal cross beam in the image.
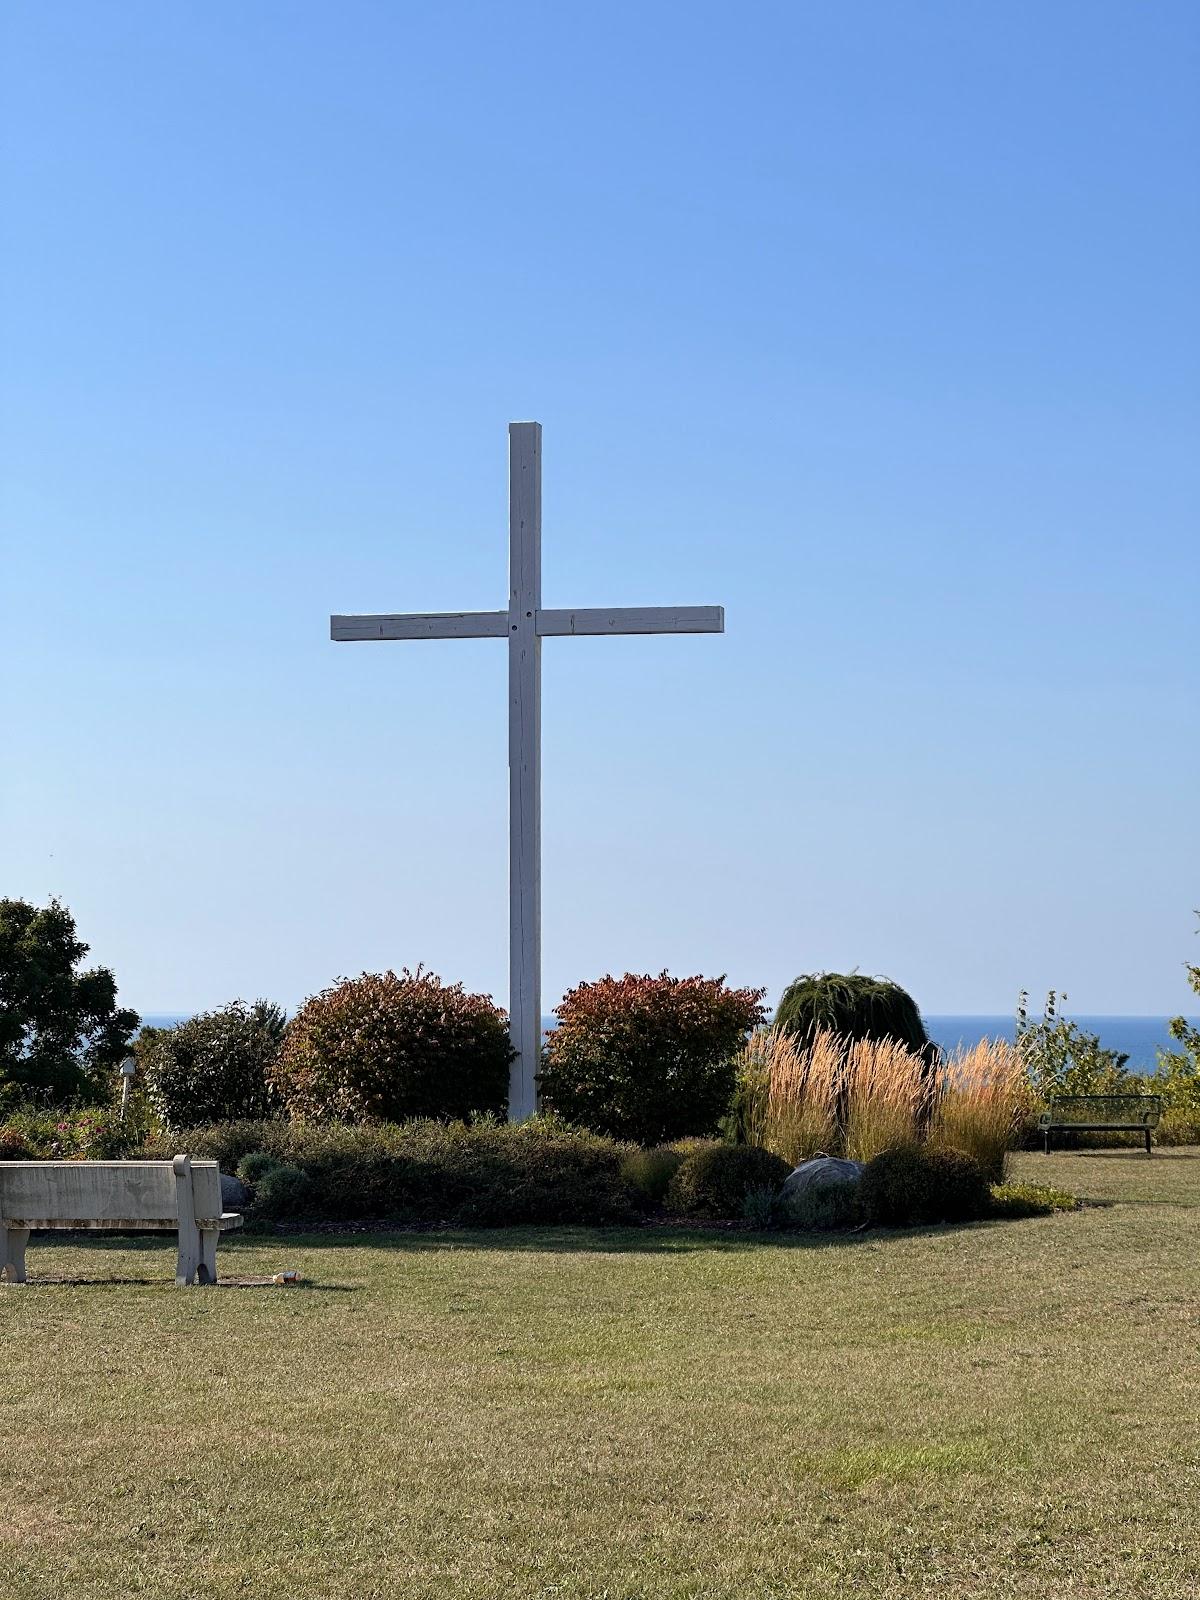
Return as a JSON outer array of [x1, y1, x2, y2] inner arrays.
[[331, 611, 507, 641], [331, 605, 724, 642], [538, 606, 723, 636]]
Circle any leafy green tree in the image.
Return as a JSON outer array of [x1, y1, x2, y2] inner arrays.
[[1154, 914, 1200, 1119], [1016, 990, 1131, 1100], [137, 1000, 287, 1128], [0, 898, 139, 1105]]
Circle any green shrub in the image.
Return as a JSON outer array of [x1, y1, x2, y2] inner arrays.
[[665, 1142, 791, 1220], [144, 1116, 637, 1227], [0, 1124, 32, 1160], [539, 972, 767, 1144], [1144, 918, 1200, 1140], [859, 1145, 991, 1227], [1157, 1109, 1200, 1146], [1016, 990, 1133, 1100], [774, 972, 931, 1058], [253, 1163, 313, 1220], [740, 1185, 779, 1230], [1152, 936, 1200, 1129], [0, 1104, 137, 1160], [236, 1150, 282, 1188], [619, 1145, 686, 1209], [141, 1118, 292, 1172], [781, 1180, 864, 1232], [989, 1182, 1079, 1219], [136, 1001, 286, 1128], [271, 969, 512, 1123]]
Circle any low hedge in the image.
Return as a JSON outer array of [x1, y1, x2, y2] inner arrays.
[[781, 1180, 864, 1232], [859, 1145, 992, 1227], [142, 1117, 639, 1227], [1, 1112, 1084, 1232], [0, 1105, 139, 1161], [619, 1145, 687, 1208], [665, 1142, 792, 1220]]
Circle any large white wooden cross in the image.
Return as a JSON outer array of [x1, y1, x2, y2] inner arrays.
[[331, 422, 724, 1120]]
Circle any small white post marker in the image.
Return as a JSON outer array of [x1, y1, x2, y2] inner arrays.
[[330, 422, 724, 1120]]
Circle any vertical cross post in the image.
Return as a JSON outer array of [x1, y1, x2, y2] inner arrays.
[[507, 422, 542, 1121]]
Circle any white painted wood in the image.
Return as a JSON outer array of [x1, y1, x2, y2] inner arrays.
[[327, 421, 725, 1122], [331, 611, 508, 641], [507, 422, 542, 1122], [536, 605, 724, 636], [0, 1160, 240, 1285]]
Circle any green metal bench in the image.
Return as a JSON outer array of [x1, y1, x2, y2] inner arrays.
[[1039, 1094, 1161, 1156]]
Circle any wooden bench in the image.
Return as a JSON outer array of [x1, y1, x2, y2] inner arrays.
[[0, 1155, 242, 1285], [1039, 1094, 1162, 1156]]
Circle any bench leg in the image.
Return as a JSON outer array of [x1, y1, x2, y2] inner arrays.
[[197, 1228, 219, 1285], [1145, 1129, 1152, 1156], [2, 1227, 30, 1284], [1043, 1130, 1050, 1155], [176, 1220, 201, 1286]]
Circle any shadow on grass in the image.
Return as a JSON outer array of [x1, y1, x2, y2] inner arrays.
[[11, 1273, 355, 1291], [35, 1222, 890, 1259], [1040, 1149, 1193, 1160], [12, 1233, 363, 1287], [233, 1224, 899, 1257]]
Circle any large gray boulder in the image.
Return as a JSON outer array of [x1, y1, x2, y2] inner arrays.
[[781, 1156, 863, 1197], [220, 1172, 249, 1210]]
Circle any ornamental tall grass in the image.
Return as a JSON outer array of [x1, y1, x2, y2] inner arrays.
[[929, 1037, 1028, 1181], [752, 1027, 841, 1163], [744, 1028, 928, 1164], [841, 1034, 929, 1160], [746, 1029, 1025, 1173], [733, 1027, 840, 1162]]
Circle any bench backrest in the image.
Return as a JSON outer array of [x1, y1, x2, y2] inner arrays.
[[0, 1159, 223, 1228], [1042, 1094, 1162, 1128]]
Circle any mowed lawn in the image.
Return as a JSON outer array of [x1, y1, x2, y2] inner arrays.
[[5, 1151, 1198, 1599]]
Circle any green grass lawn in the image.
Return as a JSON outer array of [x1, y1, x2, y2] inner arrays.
[[5, 1149, 1198, 1599]]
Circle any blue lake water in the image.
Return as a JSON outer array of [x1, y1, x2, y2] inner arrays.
[[924, 1015, 1197, 1073], [141, 1011, 1198, 1075]]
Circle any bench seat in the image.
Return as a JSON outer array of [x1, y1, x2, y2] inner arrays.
[[3, 1211, 243, 1231], [1039, 1095, 1162, 1156]]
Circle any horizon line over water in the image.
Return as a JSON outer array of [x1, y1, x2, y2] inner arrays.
[[139, 1012, 1199, 1074]]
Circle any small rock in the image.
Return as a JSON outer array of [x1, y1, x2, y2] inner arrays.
[[781, 1156, 863, 1197], [220, 1172, 249, 1209]]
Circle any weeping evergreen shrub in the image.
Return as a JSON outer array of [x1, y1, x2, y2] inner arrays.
[[773, 973, 932, 1058]]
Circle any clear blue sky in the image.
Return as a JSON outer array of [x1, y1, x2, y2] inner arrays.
[[3, 2, 1197, 1018]]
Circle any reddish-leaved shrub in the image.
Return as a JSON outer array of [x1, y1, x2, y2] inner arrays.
[[539, 971, 767, 1144], [270, 968, 513, 1123]]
